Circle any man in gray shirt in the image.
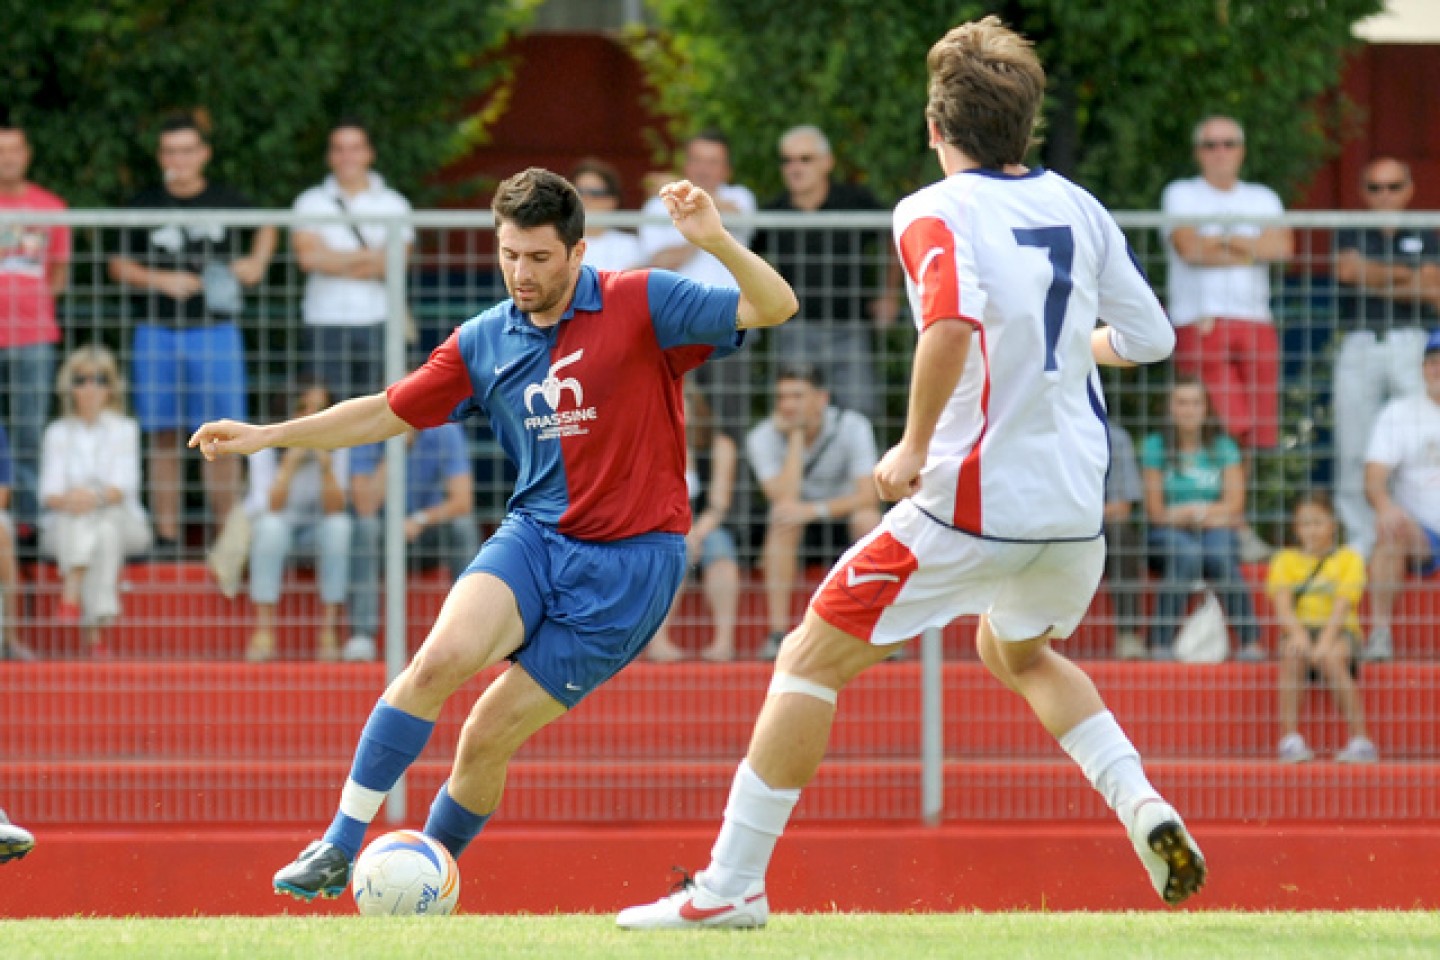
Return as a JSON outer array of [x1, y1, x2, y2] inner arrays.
[[747, 363, 880, 658]]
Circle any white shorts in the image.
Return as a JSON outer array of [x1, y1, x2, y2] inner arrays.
[[810, 500, 1106, 645]]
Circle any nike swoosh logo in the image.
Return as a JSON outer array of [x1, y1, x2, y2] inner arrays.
[[678, 900, 733, 921], [494, 359, 522, 378], [847, 568, 900, 588], [565, 682, 583, 691]]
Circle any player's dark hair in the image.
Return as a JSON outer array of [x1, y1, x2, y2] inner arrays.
[[492, 167, 585, 251], [159, 113, 209, 144], [777, 361, 827, 390], [0, 106, 18, 132], [925, 16, 1045, 169]]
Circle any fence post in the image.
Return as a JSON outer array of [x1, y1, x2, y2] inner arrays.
[[921, 626, 944, 826], [382, 222, 410, 823]]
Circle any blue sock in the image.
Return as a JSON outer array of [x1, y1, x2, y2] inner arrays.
[[323, 699, 435, 859], [424, 781, 491, 859]]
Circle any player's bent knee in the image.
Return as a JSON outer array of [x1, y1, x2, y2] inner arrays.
[[774, 615, 891, 690]]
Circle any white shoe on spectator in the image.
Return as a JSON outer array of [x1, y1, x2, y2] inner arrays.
[[1116, 632, 1148, 661], [1277, 733, 1314, 764], [1362, 626, 1393, 663], [341, 635, 377, 663], [1237, 527, 1273, 564], [1335, 736, 1378, 764]]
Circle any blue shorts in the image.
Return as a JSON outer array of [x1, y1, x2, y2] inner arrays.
[[465, 512, 686, 708], [132, 324, 247, 433]]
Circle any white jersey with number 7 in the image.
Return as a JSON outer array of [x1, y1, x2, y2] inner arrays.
[[894, 168, 1174, 542]]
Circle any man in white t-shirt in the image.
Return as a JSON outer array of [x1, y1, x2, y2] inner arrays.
[[640, 130, 757, 437], [620, 18, 1202, 931], [292, 120, 414, 400], [1362, 328, 1440, 661], [746, 362, 880, 659], [1161, 116, 1292, 454]]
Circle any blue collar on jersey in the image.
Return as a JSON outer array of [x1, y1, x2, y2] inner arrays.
[[501, 264, 604, 334], [962, 166, 1047, 181]]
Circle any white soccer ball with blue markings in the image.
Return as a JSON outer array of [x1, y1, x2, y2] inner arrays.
[[352, 830, 460, 916]]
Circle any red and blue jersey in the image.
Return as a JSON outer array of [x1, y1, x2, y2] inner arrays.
[[387, 266, 742, 542]]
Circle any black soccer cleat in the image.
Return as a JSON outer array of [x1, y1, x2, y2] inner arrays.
[[273, 840, 353, 901]]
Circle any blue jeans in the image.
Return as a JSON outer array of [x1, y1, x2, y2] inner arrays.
[[1147, 525, 1257, 650], [248, 512, 353, 605], [349, 512, 480, 637], [2, 342, 56, 525], [303, 324, 386, 401]]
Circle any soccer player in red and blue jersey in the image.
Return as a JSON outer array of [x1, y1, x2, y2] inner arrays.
[[191, 167, 798, 900]]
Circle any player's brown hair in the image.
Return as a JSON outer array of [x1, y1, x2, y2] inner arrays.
[[491, 167, 585, 251], [925, 16, 1045, 169]]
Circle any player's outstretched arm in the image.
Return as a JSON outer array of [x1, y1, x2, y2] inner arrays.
[[658, 179, 797, 330], [190, 393, 410, 462]]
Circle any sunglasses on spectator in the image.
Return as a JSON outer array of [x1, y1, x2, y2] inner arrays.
[[1365, 180, 1408, 194], [71, 373, 111, 388], [780, 154, 817, 166], [1198, 139, 1243, 150]]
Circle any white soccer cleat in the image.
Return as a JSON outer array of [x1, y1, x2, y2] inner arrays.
[[617, 871, 768, 930], [1129, 799, 1207, 906]]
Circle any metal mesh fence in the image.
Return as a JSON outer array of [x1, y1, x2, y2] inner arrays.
[[0, 208, 1436, 828]]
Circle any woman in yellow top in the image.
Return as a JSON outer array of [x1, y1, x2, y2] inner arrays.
[[1266, 491, 1376, 764]]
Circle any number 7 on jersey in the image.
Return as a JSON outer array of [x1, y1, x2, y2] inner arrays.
[[1012, 226, 1075, 373]]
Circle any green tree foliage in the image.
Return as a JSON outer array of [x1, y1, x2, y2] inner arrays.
[[0, 0, 540, 206], [633, 0, 1381, 207]]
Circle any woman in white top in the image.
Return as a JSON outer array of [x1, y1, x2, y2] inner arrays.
[[573, 158, 644, 272], [40, 345, 152, 654]]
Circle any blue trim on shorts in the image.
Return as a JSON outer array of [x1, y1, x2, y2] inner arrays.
[[1419, 523, 1440, 577], [464, 511, 686, 708]]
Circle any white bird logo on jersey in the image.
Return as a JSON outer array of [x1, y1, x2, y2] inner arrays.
[[524, 349, 585, 413]]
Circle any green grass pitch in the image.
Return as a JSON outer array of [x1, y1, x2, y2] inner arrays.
[[5, 912, 1438, 959]]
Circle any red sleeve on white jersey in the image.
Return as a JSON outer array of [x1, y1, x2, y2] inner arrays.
[[386, 331, 474, 429], [898, 215, 974, 331]]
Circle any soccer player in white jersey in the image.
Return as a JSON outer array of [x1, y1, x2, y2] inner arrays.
[[618, 16, 1204, 929]]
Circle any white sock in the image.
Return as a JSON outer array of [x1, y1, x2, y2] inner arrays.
[[703, 760, 800, 897], [1058, 710, 1161, 829]]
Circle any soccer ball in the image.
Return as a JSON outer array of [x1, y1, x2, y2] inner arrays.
[[352, 830, 461, 916]]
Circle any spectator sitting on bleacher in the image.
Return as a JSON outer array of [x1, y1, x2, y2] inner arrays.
[[0, 422, 24, 661], [1141, 376, 1261, 661], [1105, 421, 1147, 661], [1362, 328, 1440, 663], [243, 382, 351, 663], [747, 362, 880, 660], [344, 422, 478, 663], [38, 345, 152, 656], [647, 386, 742, 663], [1268, 491, 1375, 764]]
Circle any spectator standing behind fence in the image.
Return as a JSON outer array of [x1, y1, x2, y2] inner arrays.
[[640, 130, 757, 437], [1106, 421, 1147, 661], [751, 125, 897, 422], [0, 116, 70, 533], [243, 383, 351, 663], [293, 120, 414, 401], [343, 422, 478, 664], [1268, 491, 1376, 764], [1332, 157, 1439, 559], [1141, 377, 1261, 661], [38, 345, 152, 656], [1363, 329, 1440, 663], [0, 423, 23, 661], [574, 159, 643, 272], [647, 387, 742, 663], [747, 362, 880, 660], [108, 114, 276, 556], [1161, 117, 1293, 560]]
